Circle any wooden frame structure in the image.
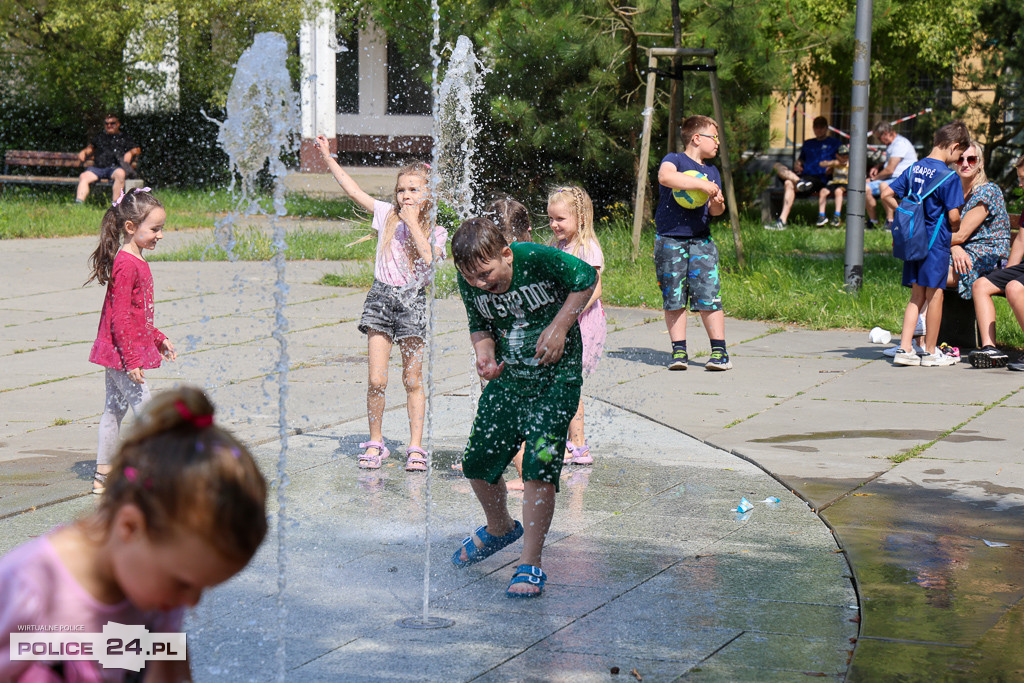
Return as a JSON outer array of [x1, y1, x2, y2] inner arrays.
[[631, 47, 744, 266]]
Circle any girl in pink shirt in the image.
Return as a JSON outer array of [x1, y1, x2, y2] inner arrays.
[[548, 186, 607, 466], [86, 189, 176, 494], [315, 135, 448, 473], [0, 386, 267, 682]]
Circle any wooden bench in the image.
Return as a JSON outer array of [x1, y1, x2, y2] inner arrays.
[[0, 150, 143, 191]]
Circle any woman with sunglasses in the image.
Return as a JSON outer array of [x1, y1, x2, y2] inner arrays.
[[948, 142, 1011, 303]]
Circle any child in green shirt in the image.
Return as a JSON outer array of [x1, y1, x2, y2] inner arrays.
[[450, 217, 596, 598]]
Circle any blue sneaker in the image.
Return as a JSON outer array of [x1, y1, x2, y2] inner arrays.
[[705, 348, 732, 371], [668, 348, 688, 371]]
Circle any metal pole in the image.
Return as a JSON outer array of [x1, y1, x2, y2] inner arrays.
[[844, 0, 872, 292], [708, 57, 745, 268], [631, 53, 658, 262]]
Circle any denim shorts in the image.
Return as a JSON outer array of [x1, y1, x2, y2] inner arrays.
[[653, 235, 723, 311], [86, 166, 119, 179], [358, 279, 427, 341]]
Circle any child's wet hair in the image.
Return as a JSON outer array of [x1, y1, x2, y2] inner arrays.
[[452, 218, 508, 272], [86, 189, 163, 286], [93, 386, 268, 564], [933, 120, 970, 151], [482, 197, 531, 243]]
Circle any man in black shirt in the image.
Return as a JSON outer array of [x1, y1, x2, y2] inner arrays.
[[75, 114, 141, 203]]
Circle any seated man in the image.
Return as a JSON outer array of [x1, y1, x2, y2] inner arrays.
[[75, 114, 140, 203], [865, 121, 917, 228], [765, 116, 840, 230], [968, 154, 1024, 370]]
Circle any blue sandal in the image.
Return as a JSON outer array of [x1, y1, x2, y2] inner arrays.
[[506, 564, 546, 598], [451, 521, 524, 568]]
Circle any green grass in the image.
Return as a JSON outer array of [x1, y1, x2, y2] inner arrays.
[[151, 226, 377, 262], [4, 188, 1024, 347], [0, 186, 361, 239]]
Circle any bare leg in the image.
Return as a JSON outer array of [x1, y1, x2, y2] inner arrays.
[[866, 190, 878, 222], [76, 170, 99, 202], [457, 478, 517, 563], [665, 308, 688, 342], [111, 167, 127, 202], [973, 277, 1002, 347], [779, 179, 796, 224], [772, 162, 801, 184], [509, 480, 557, 596], [699, 309, 725, 340], [922, 287, 943, 355], [365, 331, 393, 455], [899, 285, 928, 352], [399, 336, 425, 450], [1006, 281, 1024, 334], [818, 187, 829, 215], [835, 188, 844, 214], [567, 399, 584, 447], [507, 444, 526, 491]]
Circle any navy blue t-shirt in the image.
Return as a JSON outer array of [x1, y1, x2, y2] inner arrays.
[[799, 136, 840, 180], [654, 153, 722, 238], [887, 158, 964, 253]]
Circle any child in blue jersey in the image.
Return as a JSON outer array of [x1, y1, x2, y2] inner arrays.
[[654, 114, 731, 371], [881, 121, 970, 367]]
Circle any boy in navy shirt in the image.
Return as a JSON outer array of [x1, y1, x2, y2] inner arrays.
[[654, 115, 730, 371]]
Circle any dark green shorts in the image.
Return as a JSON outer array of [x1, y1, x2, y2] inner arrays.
[[462, 379, 581, 491]]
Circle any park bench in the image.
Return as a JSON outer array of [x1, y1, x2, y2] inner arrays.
[[0, 150, 144, 192], [759, 181, 822, 224]]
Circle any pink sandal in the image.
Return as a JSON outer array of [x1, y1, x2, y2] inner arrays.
[[565, 440, 593, 465], [405, 446, 428, 472], [357, 441, 390, 469]]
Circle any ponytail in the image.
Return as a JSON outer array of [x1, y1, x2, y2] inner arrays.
[[85, 189, 163, 285]]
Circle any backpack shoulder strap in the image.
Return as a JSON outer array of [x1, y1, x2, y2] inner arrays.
[[920, 169, 958, 200]]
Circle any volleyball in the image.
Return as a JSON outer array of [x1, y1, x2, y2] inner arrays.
[[672, 170, 710, 209]]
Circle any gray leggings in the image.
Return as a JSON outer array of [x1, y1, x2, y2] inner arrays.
[[96, 368, 151, 466]]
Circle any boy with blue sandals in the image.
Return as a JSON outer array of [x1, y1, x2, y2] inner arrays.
[[450, 217, 596, 598]]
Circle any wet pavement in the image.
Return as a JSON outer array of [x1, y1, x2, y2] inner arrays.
[[2, 230, 1024, 680]]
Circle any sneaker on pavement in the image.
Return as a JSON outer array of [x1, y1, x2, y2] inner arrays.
[[893, 349, 921, 366], [668, 348, 688, 371], [883, 340, 927, 357], [796, 180, 814, 192], [815, 215, 829, 227], [830, 215, 841, 227], [921, 351, 956, 367], [764, 218, 786, 231], [1007, 357, 1024, 372], [883, 345, 899, 358], [912, 340, 928, 356], [705, 348, 732, 371], [970, 347, 1009, 368]]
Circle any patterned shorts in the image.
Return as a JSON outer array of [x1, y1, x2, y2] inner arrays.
[[653, 235, 722, 312], [358, 280, 427, 341]]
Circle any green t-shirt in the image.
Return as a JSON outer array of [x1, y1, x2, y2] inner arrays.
[[458, 242, 597, 390]]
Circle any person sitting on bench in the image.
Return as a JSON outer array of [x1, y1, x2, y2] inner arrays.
[[764, 116, 840, 231], [968, 153, 1024, 369], [75, 114, 140, 204]]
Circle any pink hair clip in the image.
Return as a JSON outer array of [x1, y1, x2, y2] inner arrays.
[[111, 187, 152, 208], [423, 163, 431, 170], [123, 466, 153, 489], [174, 400, 214, 428]]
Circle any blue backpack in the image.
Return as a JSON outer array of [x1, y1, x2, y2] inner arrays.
[[890, 166, 958, 262]]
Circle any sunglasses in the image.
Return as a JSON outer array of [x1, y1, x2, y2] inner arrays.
[[958, 155, 979, 166], [696, 133, 719, 143]]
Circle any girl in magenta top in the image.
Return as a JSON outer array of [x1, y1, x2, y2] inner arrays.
[[86, 189, 176, 494], [548, 185, 607, 466], [0, 387, 267, 682], [314, 135, 448, 473]]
